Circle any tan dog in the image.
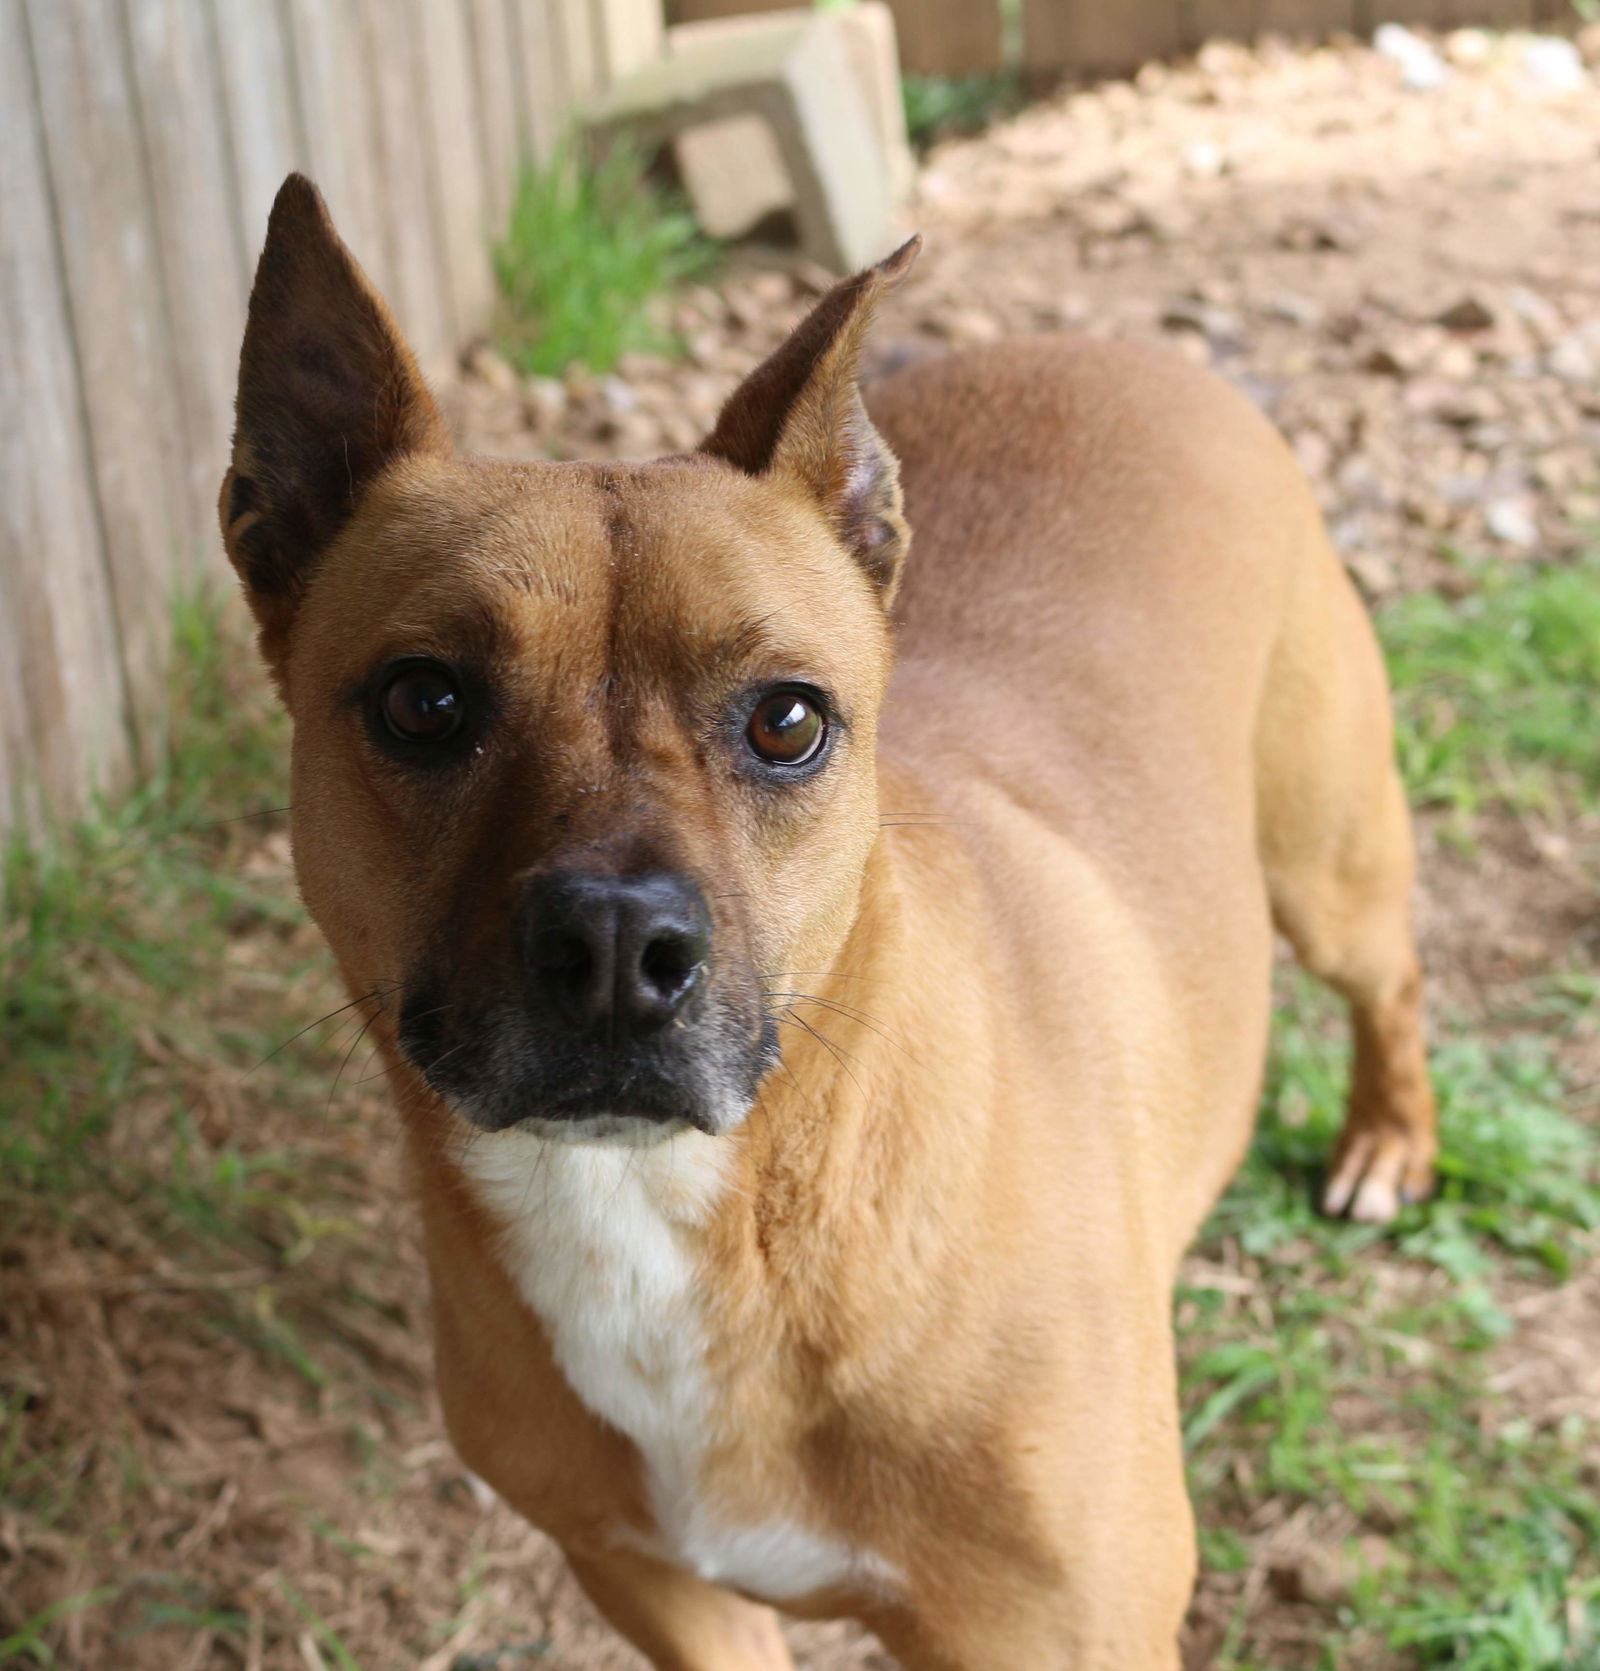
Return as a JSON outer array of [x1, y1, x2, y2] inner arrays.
[[221, 175, 1436, 1670]]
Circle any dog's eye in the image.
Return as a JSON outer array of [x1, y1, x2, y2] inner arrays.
[[747, 689, 826, 766], [380, 662, 464, 743]]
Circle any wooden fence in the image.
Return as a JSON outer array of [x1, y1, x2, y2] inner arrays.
[[1, 0, 659, 842], [668, 0, 1574, 76]]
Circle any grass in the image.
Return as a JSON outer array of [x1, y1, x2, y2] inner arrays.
[[1378, 554, 1600, 822], [901, 73, 1024, 148], [1179, 553, 1600, 1667], [1183, 981, 1600, 1668], [3, 555, 1599, 1667], [1, 595, 296, 1199], [493, 141, 713, 380], [0, 593, 431, 1667]]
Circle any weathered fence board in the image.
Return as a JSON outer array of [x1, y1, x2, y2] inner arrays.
[[669, 0, 1586, 77], [465, 0, 526, 232], [892, 0, 1004, 75], [1, 0, 644, 846], [1189, 0, 1260, 47], [122, 0, 250, 557], [411, 0, 497, 342], [1, 0, 132, 825], [507, 0, 566, 164], [26, 0, 190, 739], [283, 0, 390, 292], [211, 0, 305, 267], [551, 0, 604, 98], [1259, 0, 1358, 37], [594, 0, 664, 76], [1023, 0, 1186, 76], [356, 0, 456, 375]]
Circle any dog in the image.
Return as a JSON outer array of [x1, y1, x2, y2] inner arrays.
[[220, 174, 1436, 1669]]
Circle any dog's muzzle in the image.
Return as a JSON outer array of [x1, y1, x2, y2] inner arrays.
[[397, 867, 777, 1139]]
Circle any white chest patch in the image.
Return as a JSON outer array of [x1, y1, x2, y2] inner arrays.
[[457, 1123, 899, 1603]]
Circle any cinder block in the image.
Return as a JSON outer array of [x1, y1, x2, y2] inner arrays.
[[586, 11, 898, 275], [667, 4, 915, 207], [673, 113, 792, 242]]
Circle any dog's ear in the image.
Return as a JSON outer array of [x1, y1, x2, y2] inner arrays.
[[220, 174, 451, 675], [700, 237, 921, 598]]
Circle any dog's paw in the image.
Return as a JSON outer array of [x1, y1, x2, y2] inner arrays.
[[1321, 1126, 1436, 1224]]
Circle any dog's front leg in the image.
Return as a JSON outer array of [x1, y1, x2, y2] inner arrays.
[[565, 1546, 794, 1671]]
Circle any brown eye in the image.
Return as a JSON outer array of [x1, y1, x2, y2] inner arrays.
[[381, 663, 463, 743], [746, 689, 826, 766]]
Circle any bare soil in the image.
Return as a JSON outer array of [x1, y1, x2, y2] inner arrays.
[[4, 30, 1599, 1671]]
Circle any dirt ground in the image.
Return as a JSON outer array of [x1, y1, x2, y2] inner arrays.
[[5, 28, 1599, 1671]]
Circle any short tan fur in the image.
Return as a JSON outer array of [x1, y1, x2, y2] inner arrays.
[[221, 176, 1435, 1670]]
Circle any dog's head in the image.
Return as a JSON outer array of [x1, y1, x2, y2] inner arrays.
[[221, 175, 916, 1145]]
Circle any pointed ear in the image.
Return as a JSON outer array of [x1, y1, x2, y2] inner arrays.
[[700, 237, 921, 599], [219, 174, 450, 671]]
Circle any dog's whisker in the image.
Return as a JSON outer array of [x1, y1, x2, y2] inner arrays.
[[247, 983, 395, 1078], [776, 1008, 866, 1096], [764, 992, 915, 1059], [177, 802, 296, 835]]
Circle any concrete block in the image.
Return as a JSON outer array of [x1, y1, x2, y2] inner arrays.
[[674, 113, 792, 241], [835, 2, 916, 205], [667, 5, 915, 206], [586, 11, 897, 274]]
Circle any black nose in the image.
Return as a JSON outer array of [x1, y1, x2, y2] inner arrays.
[[520, 870, 711, 1038]]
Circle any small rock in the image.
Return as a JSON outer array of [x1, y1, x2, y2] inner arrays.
[[1230, 374, 1283, 415], [1506, 287, 1563, 344], [1444, 29, 1494, 69], [790, 258, 840, 297], [521, 375, 567, 434], [1532, 450, 1586, 492], [1329, 512, 1367, 553], [1435, 295, 1495, 332], [598, 375, 637, 416], [1547, 335, 1598, 384], [679, 374, 728, 427], [1044, 293, 1092, 329], [722, 286, 768, 332], [1290, 430, 1332, 478], [1266, 292, 1322, 328], [1485, 496, 1539, 549], [1184, 141, 1225, 178], [1412, 382, 1499, 427], [933, 308, 1005, 347], [1269, 1538, 1397, 1607], [1433, 341, 1479, 382], [1162, 298, 1243, 346], [615, 352, 673, 380], [1365, 338, 1428, 378], [602, 411, 665, 459], [1277, 211, 1366, 253], [1168, 331, 1212, 366], [1337, 452, 1395, 507], [658, 413, 704, 453], [1078, 197, 1147, 240], [686, 330, 725, 370], [747, 270, 794, 307], [1403, 492, 1452, 531], [464, 343, 520, 397], [1440, 474, 1488, 508], [1521, 35, 1586, 96], [1267, 1549, 1345, 1607], [1375, 23, 1450, 92]]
